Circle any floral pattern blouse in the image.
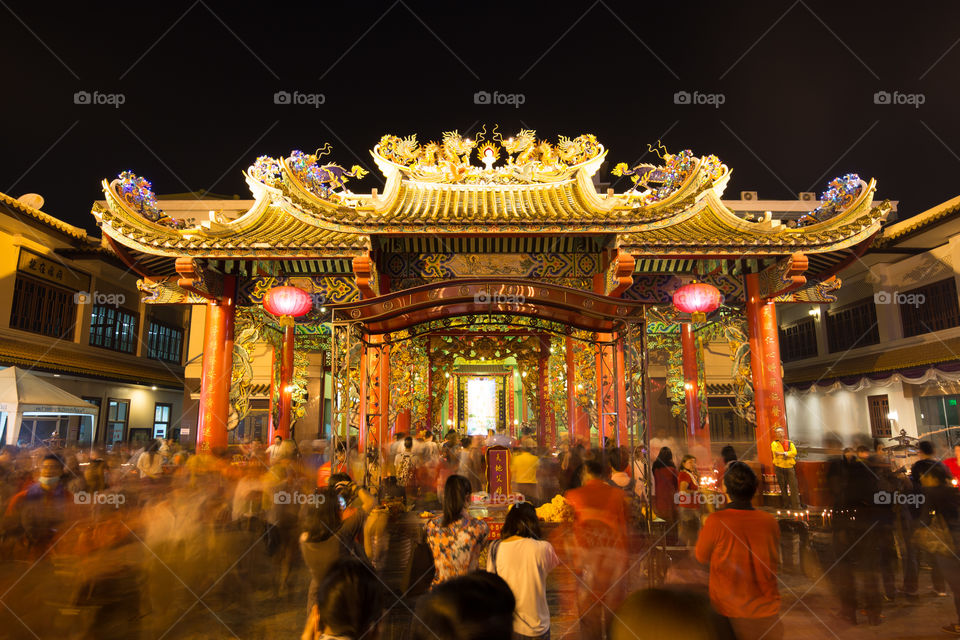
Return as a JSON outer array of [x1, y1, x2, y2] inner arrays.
[[424, 511, 490, 587]]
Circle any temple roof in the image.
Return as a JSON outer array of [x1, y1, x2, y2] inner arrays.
[[93, 129, 891, 261]]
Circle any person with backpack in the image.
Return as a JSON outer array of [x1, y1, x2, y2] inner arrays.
[[395, 436, 418, 505]]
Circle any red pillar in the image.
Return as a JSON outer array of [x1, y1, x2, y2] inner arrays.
[[614, 338, 628, 447], [276, 321, 295, 439], [745, 272, 787, 470], [567, 337, 590, 446], [537, 341, 549, 449], [197, 276, 235, 451], [681, 322, 712, 459], [380, 343, 391, 441]]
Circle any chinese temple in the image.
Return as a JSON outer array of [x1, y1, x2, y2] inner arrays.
[[92, 126, 891, 477]]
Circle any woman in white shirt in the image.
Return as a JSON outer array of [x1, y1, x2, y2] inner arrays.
[[486, 502, 560, 640]]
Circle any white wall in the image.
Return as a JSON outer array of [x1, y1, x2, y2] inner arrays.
[[786, 380, 919, 448]]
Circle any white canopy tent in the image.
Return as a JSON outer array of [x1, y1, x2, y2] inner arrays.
[[0, 367, 99, 446]]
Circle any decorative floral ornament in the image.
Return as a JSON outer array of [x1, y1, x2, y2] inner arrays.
[[118, 171, 162, 220], [286, 149, 368, 201], [116, 171, 190, 229], [248, 155, 281, 186], [797, 173, 865, 226]]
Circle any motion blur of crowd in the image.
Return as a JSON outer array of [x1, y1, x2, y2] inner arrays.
[[4, 427, 960, 639]]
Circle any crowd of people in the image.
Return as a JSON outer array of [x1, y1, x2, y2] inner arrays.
[[3, 428, 960, 639]]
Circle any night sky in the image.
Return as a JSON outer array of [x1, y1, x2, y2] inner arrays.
[[4, 1, 960, 233]]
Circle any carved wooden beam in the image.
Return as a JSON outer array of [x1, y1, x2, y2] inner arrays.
[[606, 250, 636, 297], [138, 276, 210, 304], [772, 275, 842, 304], [757, 253, 808, 301], [175, 257, 224, 301], [353, 254, 380, 299]]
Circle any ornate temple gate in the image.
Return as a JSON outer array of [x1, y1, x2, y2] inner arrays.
[[92, 125, 891, 491]]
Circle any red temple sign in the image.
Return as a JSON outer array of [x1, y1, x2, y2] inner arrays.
[[486, 446, 510, 496]]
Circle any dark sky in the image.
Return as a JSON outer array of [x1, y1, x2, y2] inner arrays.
[[4, 1, 960, 233]]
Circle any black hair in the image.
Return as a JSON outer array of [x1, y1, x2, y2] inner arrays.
[[652, 446, 675, 471], [500, 502, 542, 540], [720, 445, 737, 464], [300, 487, 342, 543], [609, 446, 629, 472], [404, 436, 413, 450], [329, 472, 351, 486], [919, 440, 935, 455], [441, 474, 472, 527], [460, 436, 471, 448], [412, 572, 515, 640], [722, 462, 758, 501], [315, 558, 384, 639], [41, 454, 64, 467], [582, 459, 605, 480], [923, 461, 951, 486]]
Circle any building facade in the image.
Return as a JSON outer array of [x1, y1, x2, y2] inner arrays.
[[0, 192, 187, 448], [782, 195, 960, 451]]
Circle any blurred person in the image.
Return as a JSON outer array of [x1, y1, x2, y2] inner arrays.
[[459, 436, 480, 491], [425, 474, 489, 587], [610, 588, 736, 640], [411, 571, 515, 640], [395, 436, 418, 504], [512, 446, 541, 506], [301, 557, 384, 640], [652, 446, 679, 526], [262, 459, 303, 596], [771, 427, 801, 508], [866, 441, 899, 601], [903, 439, 950, 598], [832, 444, 885, 625], [944, 442, 960, 482], [422, 430, 440, 463], [918, 461, 960, 635], [387, 431, 405, 476], [565, 459, 630, 639], [677, 454, 702, 546], [231, 463, 264, 525], [695, 462, 781, 640], [299, 483, 376, 611], [486, 502, 559, 639], [3, 454, 74, 556], [137, 439, 163, 480], [558, 439, 582, 492], [265, 434, 284, 462], [84, 458, 107, 493], [716, 444, 737, 487]]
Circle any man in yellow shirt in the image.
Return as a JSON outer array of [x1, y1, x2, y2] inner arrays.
[[771, 427, 801, 508], [512, 447, 541, 505]]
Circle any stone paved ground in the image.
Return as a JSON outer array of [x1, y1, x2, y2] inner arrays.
[[2, 542, 958, 639]]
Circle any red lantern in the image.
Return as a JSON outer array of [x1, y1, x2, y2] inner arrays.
[[263, 286, 313, 318], [672, 282, 722, 320]]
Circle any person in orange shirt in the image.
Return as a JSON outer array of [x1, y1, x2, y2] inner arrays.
[[695, 461, 781, 640], [565, 459, 629, 639]]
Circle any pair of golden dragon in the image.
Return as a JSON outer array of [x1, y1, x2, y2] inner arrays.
[[376, 128, 602, 183]]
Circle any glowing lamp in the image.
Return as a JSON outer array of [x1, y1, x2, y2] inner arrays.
[[263, 286, 312, 320], [672, 282, 722, 322]]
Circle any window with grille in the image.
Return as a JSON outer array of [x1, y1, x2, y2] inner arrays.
[[868, 394, 892, 438], [900, 278, 960, 338], [153, 403, 172, 439], [106, 398, 129, 445], [147, 320, 183, 363], [826, 298, 880, 353], [779, 317, 818, 362], [9, 275, 76, 339], [89, 305, 138, 353]]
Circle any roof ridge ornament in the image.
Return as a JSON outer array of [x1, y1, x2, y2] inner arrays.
[[372, 127, 604, 185]]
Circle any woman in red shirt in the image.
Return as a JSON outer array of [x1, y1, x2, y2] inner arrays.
[[677, 454, 701, 546], [652, 447, 679, 529]]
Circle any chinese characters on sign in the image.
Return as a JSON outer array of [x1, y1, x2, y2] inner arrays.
[[487, 447, 510, 496], [16, 248, 90, 292]]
